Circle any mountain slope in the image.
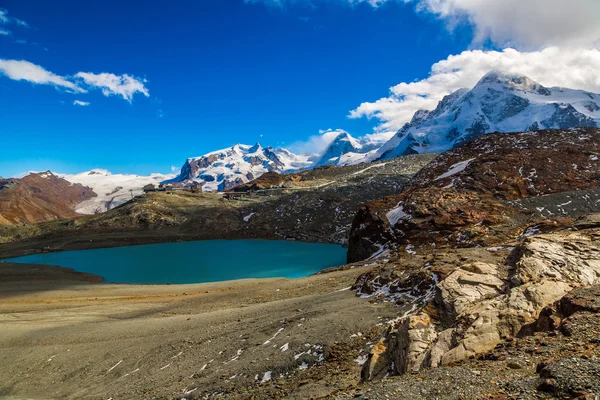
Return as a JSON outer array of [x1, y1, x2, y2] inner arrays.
[[0, 172, 96, 225], [314, 131, 369, 166], [375, 71, 600, 160], [349, 127, 600, 262], [60, 169, 175, 214], [168, 143, 312, 191], [313, 131, 383, 167]]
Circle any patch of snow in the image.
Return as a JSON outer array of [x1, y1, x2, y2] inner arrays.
[[243, 212, 255, 222], [434, 158, 475, 181], [335, 286, 352, 292], [107, 360, 123, 373], [263, 328, 284, 345], [386, 203, 408, 225], [354, 354, 368, 366], [351, 162, 388, 176], [261, 371, 272, 383]]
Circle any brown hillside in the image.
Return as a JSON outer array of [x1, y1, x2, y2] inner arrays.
[[0, 171, 96, 225]]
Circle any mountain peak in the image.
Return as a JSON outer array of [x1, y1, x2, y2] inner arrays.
[[248, 142, 262, 153], [374, 72, 600, 160], [169, 143, 312, 192], [475, 71, 551, 95]]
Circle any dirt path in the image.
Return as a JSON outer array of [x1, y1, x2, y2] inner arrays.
[[0, 265, 396, 400]]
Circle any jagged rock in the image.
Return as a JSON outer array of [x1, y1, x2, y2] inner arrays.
[[361, 338, 390, 381], [347, 205, 397, 263], [426, 328, 454, 368], [392, 313, 438, 375], [436, 263, 505, 322], [526, 305, 562, 334], [559, 284, 600, 317], [361, 228, 600, 380], [510, 232, 600, 286]]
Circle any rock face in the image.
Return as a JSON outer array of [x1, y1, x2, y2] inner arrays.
[[374, 71, 600, 160], [360, 228, 600, 379], [352, 128, 600, 383], [348, 128, 600, 263], [0, 172, 96, 225]]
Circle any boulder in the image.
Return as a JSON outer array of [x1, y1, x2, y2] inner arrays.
[[362, 229, 600, 380]]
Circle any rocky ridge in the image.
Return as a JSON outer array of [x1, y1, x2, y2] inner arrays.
[[348, 128, 600, 262]]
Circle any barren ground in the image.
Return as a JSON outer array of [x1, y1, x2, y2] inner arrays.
[[0, 263, 397, 400]]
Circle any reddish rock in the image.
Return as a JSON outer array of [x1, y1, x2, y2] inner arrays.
[[0, 171, 95, 225]]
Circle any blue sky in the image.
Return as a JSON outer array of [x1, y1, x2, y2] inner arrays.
[[1, 0, 599, 177], [0, 0, 473, 177]]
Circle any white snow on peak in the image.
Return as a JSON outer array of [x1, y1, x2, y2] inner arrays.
[[169, 143, 312, 192], [59, 169, 175, 214], [374, 71, 600, 161], [314, 130, 381, 167]]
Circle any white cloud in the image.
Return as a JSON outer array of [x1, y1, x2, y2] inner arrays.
[[350, 47, 600, 134], [75, 72, 149, 102], [0, 28, 10, 36], [0, 58, 150, 102], [73, 100, 90, 106], [245, 0, 600, 50], [288, 128, 347, 154], [408, 0, 600, 49], [0, 8, 29, 28], [0, 59, 85, 93]]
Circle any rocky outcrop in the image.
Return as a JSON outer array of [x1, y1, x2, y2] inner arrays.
[[361, 227, 600, 380], [348, 128, 600, 263]]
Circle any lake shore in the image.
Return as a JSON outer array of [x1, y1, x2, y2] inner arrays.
[[0, 261, 396, 399]]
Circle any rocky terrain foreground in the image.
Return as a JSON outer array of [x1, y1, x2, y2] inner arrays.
[[1, 128, 600, 399], [341, 128, 600, 399]]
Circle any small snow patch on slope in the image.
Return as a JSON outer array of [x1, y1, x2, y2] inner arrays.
[[386, 203, 408, 225], [434, 158, 475, 181], [351, 162, 388, 176]]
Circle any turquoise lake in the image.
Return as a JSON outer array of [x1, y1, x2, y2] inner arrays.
[[5, 240, 347, 284]]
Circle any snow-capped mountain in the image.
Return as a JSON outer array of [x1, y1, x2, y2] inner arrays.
[[60, 169, 175, 214], [374, 71, 600, 160], [168, 143, 312, 191], [313, 131, 380, 167]]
